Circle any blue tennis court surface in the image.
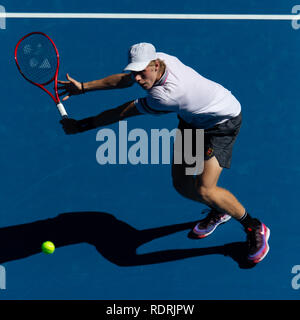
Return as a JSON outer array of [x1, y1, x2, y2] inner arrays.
[[0, 0, 300, 300]]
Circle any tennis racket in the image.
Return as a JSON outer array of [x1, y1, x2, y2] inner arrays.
[[14, 32, 68, 119]]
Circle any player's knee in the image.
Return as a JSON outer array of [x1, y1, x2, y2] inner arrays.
[[197, 185, 213, 203]]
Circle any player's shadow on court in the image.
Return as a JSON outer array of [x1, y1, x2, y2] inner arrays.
[[0, 211, 256, 269]]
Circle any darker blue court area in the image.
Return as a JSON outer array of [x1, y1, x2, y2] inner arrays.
[[0, 0, 299, 300]]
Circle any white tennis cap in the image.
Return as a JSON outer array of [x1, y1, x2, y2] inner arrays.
[[124, 43, 157, 72]]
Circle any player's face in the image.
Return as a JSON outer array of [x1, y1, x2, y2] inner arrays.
[[132, 62, 159, 90]]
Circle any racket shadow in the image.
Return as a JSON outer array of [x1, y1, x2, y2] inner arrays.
[[0, 211, 255, 269]]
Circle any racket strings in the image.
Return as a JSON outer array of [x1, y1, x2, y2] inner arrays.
[[16, 34, 58, 85]]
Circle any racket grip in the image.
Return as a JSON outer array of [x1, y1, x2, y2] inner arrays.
[[57, 102, 68, 119]]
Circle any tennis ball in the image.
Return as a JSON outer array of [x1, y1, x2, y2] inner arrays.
[[41, 241, 55, 254]]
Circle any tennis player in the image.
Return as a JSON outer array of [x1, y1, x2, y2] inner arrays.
[[58, 43, 270, 264]]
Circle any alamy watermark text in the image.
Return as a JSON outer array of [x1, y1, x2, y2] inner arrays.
[[95, 121, 204, 176]]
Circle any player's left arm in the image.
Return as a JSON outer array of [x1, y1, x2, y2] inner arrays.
[[58, 73, 134, 101]]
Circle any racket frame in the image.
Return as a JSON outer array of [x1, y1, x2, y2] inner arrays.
[[14, 31, 68, 118]]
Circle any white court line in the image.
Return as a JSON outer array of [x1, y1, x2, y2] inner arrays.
[[1, 12, 300, 20]]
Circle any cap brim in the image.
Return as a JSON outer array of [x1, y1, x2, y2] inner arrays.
[[124, 60, 151, 72]]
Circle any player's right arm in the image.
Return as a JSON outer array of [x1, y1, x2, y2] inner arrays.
[[57, 73, 134, 101], [60, 100, 141, 134]]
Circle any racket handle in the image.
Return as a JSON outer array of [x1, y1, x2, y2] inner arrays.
[[57, 102, 68, 119]]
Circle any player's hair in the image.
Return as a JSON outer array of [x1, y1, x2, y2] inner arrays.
[[148, 59, 166, 73]]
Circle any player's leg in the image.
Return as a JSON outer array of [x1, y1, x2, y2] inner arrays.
[[194, 156, 270, 263], [171, 153, 241, 216], [195, 156, 245, 219], [172, 114, 270, 263], [171, 118, 243, 217], [188, 156, 236, 238], [191, 156, 270, 263], [172, 151, 234, 237]]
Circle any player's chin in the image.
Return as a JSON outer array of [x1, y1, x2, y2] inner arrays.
[[140, 83, 151, 90]]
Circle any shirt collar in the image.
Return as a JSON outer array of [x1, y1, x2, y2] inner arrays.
[[153, 68, 169, 87]]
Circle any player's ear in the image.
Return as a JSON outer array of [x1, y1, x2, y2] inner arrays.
[[155, 60, 160, 71]]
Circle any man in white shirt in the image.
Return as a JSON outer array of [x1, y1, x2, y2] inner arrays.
[[58, 42, 270, 264]]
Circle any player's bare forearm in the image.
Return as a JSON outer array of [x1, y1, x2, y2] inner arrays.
[[58, 73, 134, 101], [60, 101, 141, 134], [83, 73, 134, 92]]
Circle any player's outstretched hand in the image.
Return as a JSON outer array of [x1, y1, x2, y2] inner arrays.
[[57, 73, 83, 101], [60, 118, 81, 134]]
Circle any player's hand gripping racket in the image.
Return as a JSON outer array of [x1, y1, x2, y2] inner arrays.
[[14, 32, 68, 119]]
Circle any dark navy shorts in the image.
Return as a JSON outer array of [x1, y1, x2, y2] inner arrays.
[[177, 113, 242, 169]]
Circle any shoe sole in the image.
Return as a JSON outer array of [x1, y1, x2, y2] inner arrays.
[[192, 215, 232, 239], [248, 225, 270, 264]]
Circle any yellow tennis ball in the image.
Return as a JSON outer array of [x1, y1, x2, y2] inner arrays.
[[41, 241, 55, 254]]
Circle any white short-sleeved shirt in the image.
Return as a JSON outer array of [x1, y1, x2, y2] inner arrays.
[[134, 52, 241, 129]]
